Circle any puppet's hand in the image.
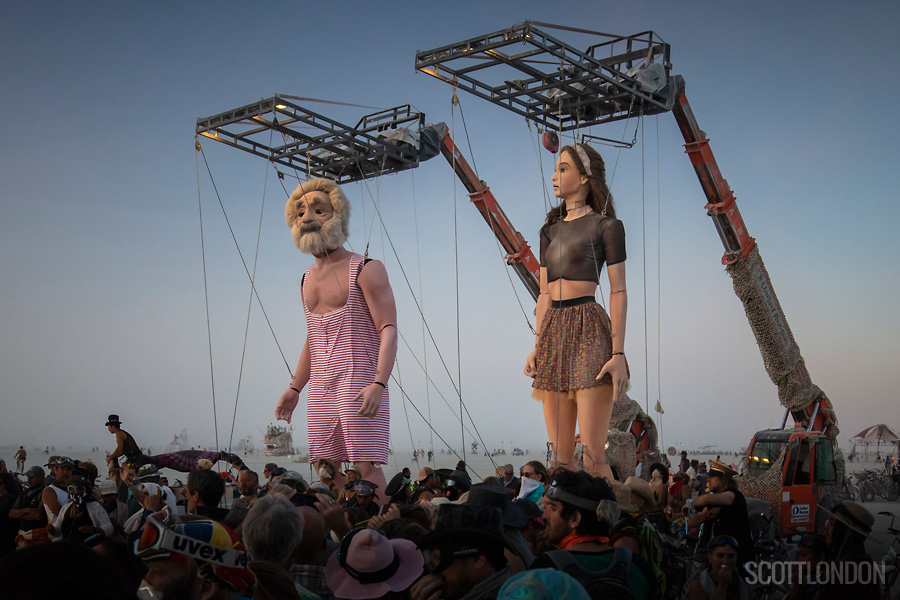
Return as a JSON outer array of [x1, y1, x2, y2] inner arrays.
[[275, 388, 300, 424], [523, 348, 538, 378], [356, 384, 384, 418], [596, 355, 628, 402]]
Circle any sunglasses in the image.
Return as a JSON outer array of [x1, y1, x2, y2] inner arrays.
[[708, 535, 739, 551], [134, 517, 248, 569]]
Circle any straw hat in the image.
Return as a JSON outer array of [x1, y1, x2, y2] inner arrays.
[[624, 476, 657, 511]]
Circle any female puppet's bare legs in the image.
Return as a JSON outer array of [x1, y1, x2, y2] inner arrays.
[[542, 391, 578, 472], [576, 385, 615, 481], [357, 462, 387, 491]]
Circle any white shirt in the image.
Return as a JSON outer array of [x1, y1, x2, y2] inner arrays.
[[52, 500, 114, 541]]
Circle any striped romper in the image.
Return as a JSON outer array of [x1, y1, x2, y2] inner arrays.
[[304, 253, 389, 465]]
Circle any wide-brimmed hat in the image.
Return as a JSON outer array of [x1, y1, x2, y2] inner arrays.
[[416, 467, 434, 483], [708, 460, 738, 477], [623, 476, 657, 511], [418, 503, 507, 549], [325, 528, 423, 599], [820, 500, 875, 538], [345, 464, 362, 476], [99, 479, 117, 495], [105, 414, 122, 427], [464, 484, 528, 529]]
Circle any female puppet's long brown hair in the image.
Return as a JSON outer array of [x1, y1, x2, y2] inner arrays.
[[542, 144, 616, 231]]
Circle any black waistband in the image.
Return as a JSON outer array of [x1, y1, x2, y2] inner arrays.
[[550, 296, 596, 309]]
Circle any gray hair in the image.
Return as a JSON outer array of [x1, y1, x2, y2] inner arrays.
[[241, 495, 304, 565]]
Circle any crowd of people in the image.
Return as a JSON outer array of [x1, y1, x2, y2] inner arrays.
[[0, 445, 889, 599]]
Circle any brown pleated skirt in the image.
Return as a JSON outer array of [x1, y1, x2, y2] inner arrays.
[[532, 296, 628, 394]]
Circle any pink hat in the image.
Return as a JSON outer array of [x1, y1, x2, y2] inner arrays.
[[325, 528, 423, 599]]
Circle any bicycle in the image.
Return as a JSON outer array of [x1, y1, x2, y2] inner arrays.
[[878, 511, 900, 600]]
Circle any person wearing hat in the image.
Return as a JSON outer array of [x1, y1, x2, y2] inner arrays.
[[464, 484, 533, 574], [611, 476, 666, 594], [275, 178, 399, 494], [41, 455, 73, 523], [346, 480, 380, 517], [9, 466, 49, 548], [413, 504, 512, 600], [691, 460, 754, 570], [532, 469, 657, 600], [338, 464, 364, 504], [326, 527, 423, 599], [105, 414, 143, 470], [48, 470, 113, 543], [444, 470, 471, 502], [412, 467, 437, 502], [821, 500, 879, 597], [136, 464, 178, 516]]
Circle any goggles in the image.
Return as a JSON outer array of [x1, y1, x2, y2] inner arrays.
[[545, 483, 600, 512], [134, 516, 249, 569], [708, 535, 740, 551], [66, 485, 86, 495]]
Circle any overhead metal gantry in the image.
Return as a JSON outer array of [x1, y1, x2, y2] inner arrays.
[[196, 95, 426, 184], [415, 21, 674, 131]]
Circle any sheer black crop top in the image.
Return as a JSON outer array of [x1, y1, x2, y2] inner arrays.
[[539, 212, 626, 283]]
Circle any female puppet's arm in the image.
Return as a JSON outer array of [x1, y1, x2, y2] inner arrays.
[[357, 259, 398, 418], [524, 267, 551, 376], [275, 339, 310, 424], [597, 262, 627, 400]]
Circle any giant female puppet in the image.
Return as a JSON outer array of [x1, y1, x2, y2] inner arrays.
[[524, 144, 630, 481], [275, 178, 397, 490]]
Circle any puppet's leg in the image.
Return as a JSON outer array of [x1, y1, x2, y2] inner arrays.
[[541, 390, 578, 472], [576, 385, 615, 481]]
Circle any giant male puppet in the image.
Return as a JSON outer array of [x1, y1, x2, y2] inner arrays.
[[275, 178, 397, 490]]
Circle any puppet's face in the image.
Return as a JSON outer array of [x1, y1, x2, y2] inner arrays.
[[552, 150, 588, 200], [292, 190, 346, 256]]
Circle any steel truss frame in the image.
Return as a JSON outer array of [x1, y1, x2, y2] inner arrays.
[[415, 21, 673, 132], [195, 95, 425, 184]]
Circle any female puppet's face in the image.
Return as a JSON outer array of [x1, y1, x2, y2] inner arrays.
[[552, 150, 588, 201]]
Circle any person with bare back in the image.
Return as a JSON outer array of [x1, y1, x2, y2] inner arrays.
[[275, 178, 397, 491]]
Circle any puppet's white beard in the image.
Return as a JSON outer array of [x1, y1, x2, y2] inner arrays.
[[293, 217, 347, 256]]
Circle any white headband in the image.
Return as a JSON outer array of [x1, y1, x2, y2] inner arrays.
[[574, 145, 592, 177]]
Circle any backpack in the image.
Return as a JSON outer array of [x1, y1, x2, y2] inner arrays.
[[656, 534, 688, 600], [534, 546, 635, 600]]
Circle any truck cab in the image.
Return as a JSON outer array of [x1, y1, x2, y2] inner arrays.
[[747, 428, 839, 534]]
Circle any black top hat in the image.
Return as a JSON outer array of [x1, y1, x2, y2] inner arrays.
[[464, 484, 528, 529], [445, 470, 471, 492], [105, 414, 122, 427], [417, 504, 507, 549]]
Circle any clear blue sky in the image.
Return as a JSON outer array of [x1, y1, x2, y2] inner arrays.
[[2, 1, 898, 458]]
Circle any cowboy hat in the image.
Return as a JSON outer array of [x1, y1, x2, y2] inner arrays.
[[464, 484, 528, 529], [624, 476, 657, 511], [819, 500, 875, 538]]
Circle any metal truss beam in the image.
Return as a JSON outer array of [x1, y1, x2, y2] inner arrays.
[[196, 96, 425, 184], [415, 21, 674, 132]]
